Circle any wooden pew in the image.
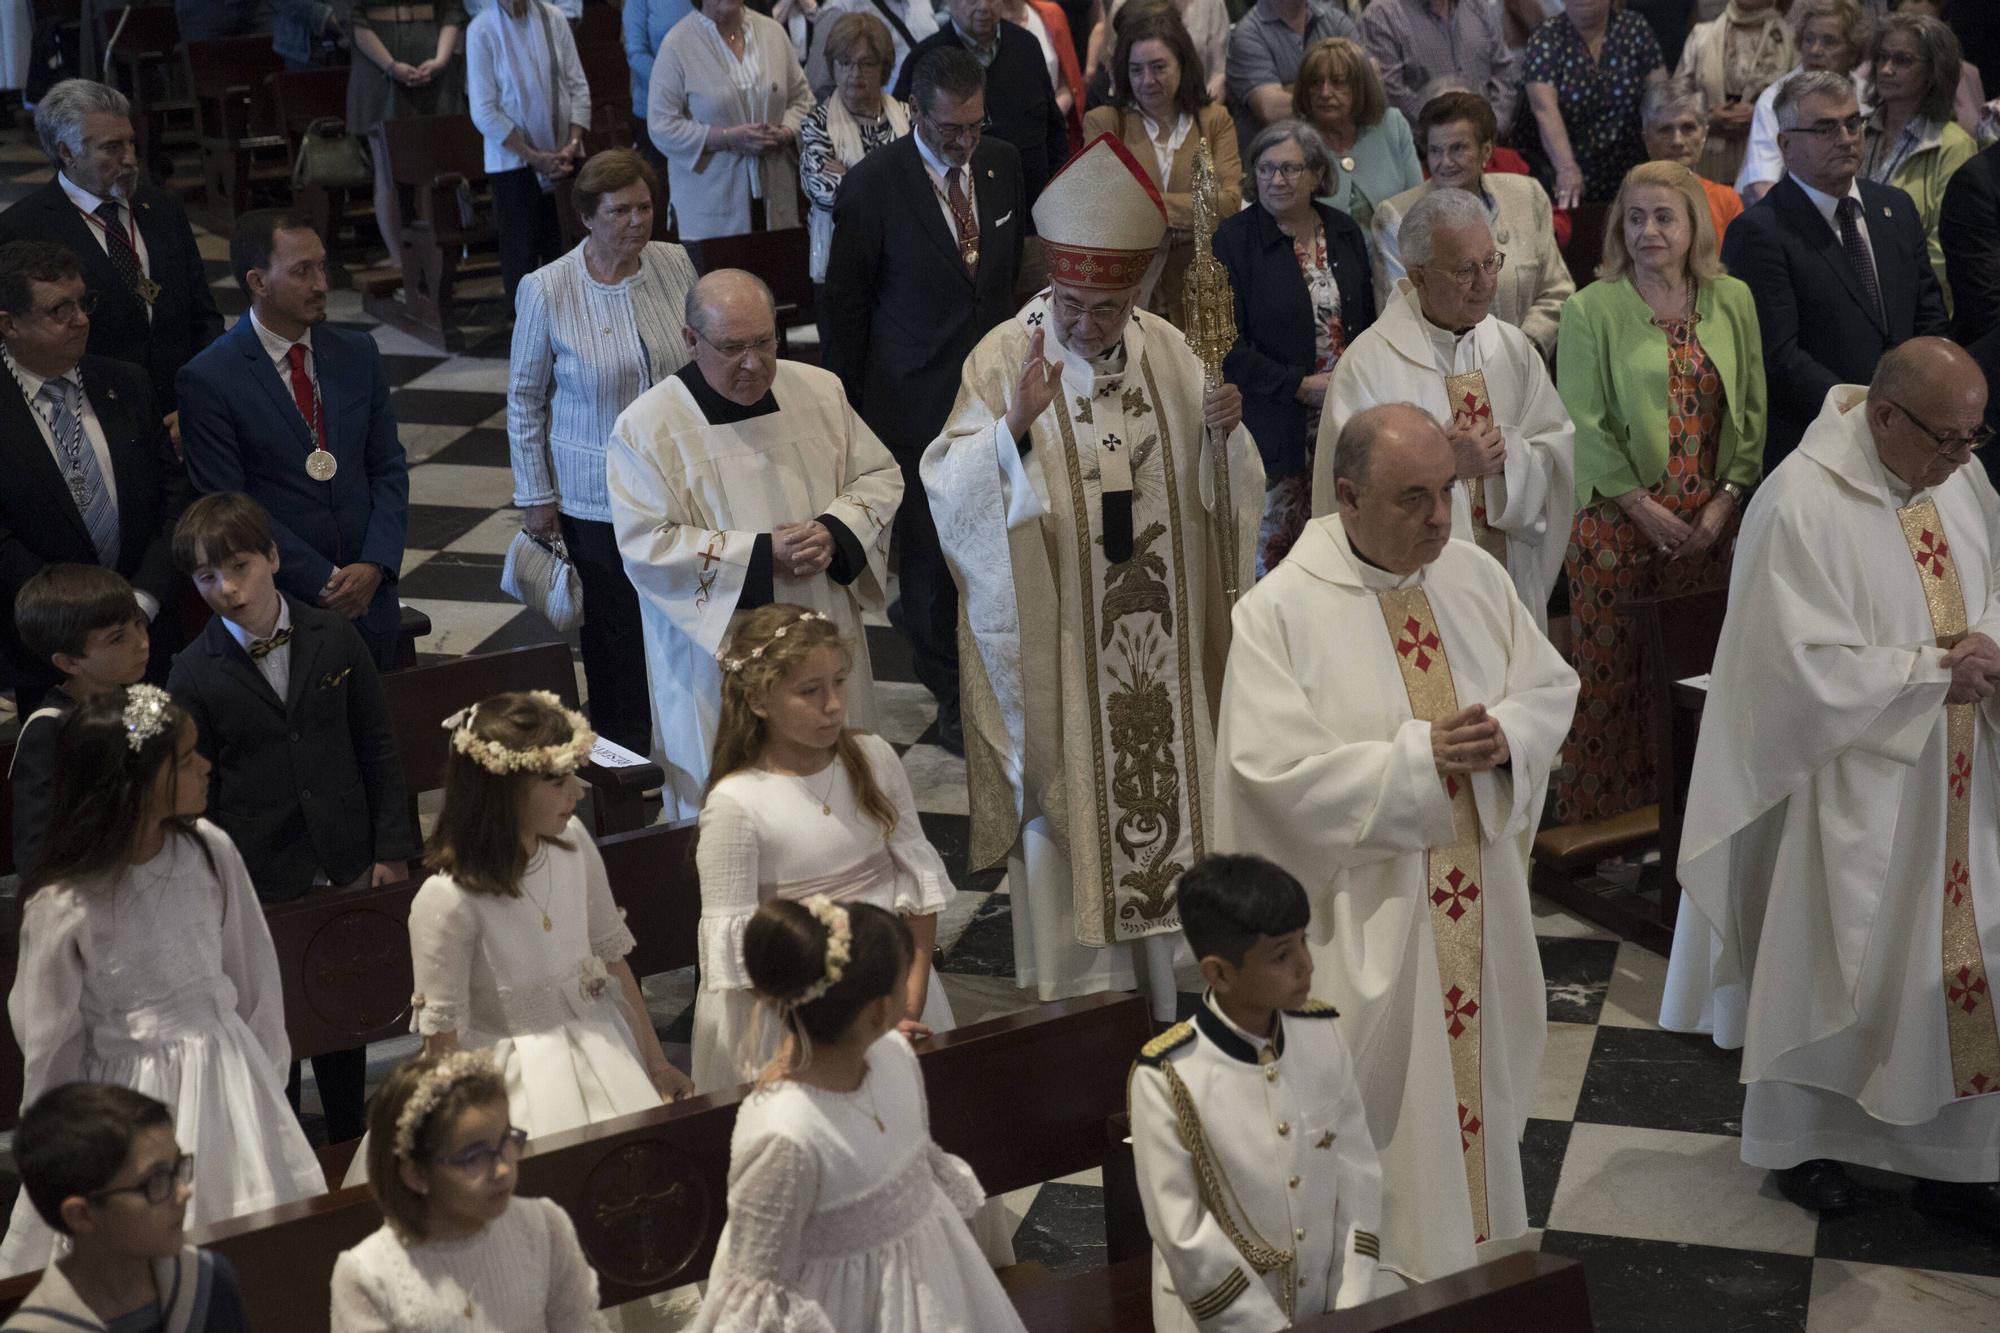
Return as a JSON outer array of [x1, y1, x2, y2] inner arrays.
[[379, 641, 662, 838], [185, 34, 290, 232], [597, 819, 700, 981], [685, 228, 816, 356], [267, 65, 370, 264], [101, 4, 195, 176], [359, 115, 501, 351], [0, 994, 1154, 1329]]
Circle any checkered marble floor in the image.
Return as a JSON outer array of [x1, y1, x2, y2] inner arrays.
[[1, 128, 1995, 1332]]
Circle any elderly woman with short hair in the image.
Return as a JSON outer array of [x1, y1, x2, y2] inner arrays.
[[1213, 120, 1376, 575], [1674, 0, 1793, 186], [798, 12, 909, 284], [1736, 0, 1872, 204], [1862, 11, 1977, 303], [509, 148, 699, 756], [1642, 77, 1745, 243], [1552, 159, 1765, 823], [1290, 36, 1421, 232], [1519, 0, 1669, 209]]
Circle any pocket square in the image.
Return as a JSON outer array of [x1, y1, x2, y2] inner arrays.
[[319, 667, 352, 690], [994, 211, 1013, 227]]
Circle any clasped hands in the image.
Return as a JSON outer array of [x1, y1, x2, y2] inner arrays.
[[1621, 489, 1734, 560], [321, 562, 383, 619], [1004, 328, 1243, 440], [1944, 632, 2000, 705], [1433, 703, 1510, 781], [774, 520, 834, 579], [527, 138, 586, 179], [1446, 411, 1505, 480]]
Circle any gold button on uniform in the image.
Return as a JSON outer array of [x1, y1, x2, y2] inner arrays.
[[1276, 1122, 1290, 1136], [1265, 1067, 1278, 1082], [1295, 1227, 1307, 1240], [1289, 1176, 1300, 1189]]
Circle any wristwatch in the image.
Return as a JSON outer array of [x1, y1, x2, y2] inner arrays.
[[1719, 482, 1746, 505]]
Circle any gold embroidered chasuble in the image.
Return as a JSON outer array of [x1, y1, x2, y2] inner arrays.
[[1375, 586, 1491, 1243], [1894, 499, 2000, 1096], [1444, 369, 1508, 565]]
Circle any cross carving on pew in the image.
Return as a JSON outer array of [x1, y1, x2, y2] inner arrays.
[[595, 1179, 690, 1278]]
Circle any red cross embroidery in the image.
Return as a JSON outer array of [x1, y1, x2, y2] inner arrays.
[[697, 534, 724, 572], [1949, 965, 1989, 1015], [1963, 1071, 1996, 1097], [1444, 774, 1461, 799], [1457, 1101, 1482, 1151], [1951, 752, 1972, 800], [1915, 529, 1950, 578], [1948, 860, 1971, 908], [1397, 617, 1441, 672], [1432, 867, 1481, 922], [1442, 984, 1480, 1038], [1457, 390, 1492, 422]]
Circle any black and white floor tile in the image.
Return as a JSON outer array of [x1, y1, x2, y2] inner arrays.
[[2, 136, 1997, 1332]]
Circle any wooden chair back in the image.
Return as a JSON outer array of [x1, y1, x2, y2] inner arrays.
[[1560, 201, 1609, 290], [686, 228, 815, 335], [184, 34, 284, 140], [597, 820, 701, 979]]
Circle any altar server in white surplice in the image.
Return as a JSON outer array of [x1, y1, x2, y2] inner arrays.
[[923, 134, 1263, 1021], [1662, 340, 2000, 1231], [610, 269, 902, 820], [1311, 190, 1574, 629], [1216, 404, 1578, 1283]]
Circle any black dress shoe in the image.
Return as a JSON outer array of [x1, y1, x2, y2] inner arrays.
[[934, 703, 965, 758], [1912, 1179, 2000, 1234], [1771, 1159, 1857, 1211]]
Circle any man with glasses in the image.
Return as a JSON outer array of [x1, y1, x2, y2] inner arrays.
[[1722, 69, 1947, 469], [822, 46, 1025, 756], [924, 135, 1262, 1022], [1665, 338, 2000, 1232], [0, 239, 185, 708], [610, 268, 904, 819], [1317, 188, 1574, 630]]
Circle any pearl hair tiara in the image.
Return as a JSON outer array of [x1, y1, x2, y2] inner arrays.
[[122, 684, 172, 753], [716, 610, 832, 675]]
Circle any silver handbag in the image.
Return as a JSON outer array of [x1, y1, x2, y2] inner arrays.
[[501, 529, 585, 632]]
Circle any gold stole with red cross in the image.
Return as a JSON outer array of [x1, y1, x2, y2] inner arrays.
[[1376, 585, 1491, 1242], [1895, 499, 2000, 1098], [1444, 369, 1507, 566]]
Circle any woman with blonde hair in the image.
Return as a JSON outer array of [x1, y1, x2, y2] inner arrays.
[[1291, 36, 1421, 231], [1552, 160, 1766, 824]]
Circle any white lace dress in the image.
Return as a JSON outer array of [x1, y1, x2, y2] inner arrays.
[[330, 1196, 610, 1333], [691, 733, 954, 1093], [346, 818, 656, 1186], [691, 1031, 1029, 1333], [0, 821, 327, 1277]]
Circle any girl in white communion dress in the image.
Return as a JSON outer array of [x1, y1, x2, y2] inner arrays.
[[691, 898, 1030, 1333]]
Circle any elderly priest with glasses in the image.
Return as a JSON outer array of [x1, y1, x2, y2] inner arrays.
[[1663, 340, 2000, 1233], [923, 134, 1264, 1021], [608, 268, 904, 820]]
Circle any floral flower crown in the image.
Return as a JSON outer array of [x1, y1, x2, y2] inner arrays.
[[122, 684, 173, 753], [441, 691, 596, 775], [393, 1050, 499, 1159], [792, 896, 851, 1005], [716, 610, 833, 675]]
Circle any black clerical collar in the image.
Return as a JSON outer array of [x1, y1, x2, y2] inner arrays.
[[1196, 993, 1285, 1065], [675, 361, 778, 424]]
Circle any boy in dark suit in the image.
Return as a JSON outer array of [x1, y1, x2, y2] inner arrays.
[[9, 564, 151, 880], [166, 492, 415, 1144]]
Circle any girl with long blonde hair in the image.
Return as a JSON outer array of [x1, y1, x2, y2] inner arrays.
[[692, 603, 957, 1095]]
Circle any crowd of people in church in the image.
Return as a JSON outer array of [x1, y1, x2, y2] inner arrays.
[[0, 0, 1997, 1326]]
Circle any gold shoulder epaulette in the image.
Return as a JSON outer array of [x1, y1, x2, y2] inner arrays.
[[1285, 998, 1341, 1019], [1136, 1021, 1195, 1066]]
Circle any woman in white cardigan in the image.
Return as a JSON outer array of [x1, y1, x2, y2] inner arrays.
[[509, 148, 699, 756], [647, 0, 816, 240], [468, 0, 593, 301]]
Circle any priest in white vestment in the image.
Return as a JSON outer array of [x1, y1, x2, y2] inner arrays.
[[923, 135, 1264, 1019], [1310, 189, 1574, 629], [609, 269, 902, 819], [1662, 340, 2000, 1228], [1216, 404, 1579, 1282]]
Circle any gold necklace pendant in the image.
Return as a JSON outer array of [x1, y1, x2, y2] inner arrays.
[[543, 914, 553, 932]]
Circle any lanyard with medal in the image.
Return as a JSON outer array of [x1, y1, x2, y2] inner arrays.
[[294, 349, 338, 482], [6, 354, 94, 507], [75, 199, 163, 306]]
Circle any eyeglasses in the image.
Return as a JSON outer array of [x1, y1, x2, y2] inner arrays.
[[1874, 48, 1922, 71], [833, 56, 884, 73], [1787, 114, 1865, 140], [88, 1153, 194, 1206], [921, 111, 990, 143], [1888, 401, 1994, 457], [1428, 251, 1507, 286], [31, 292, 97, 324], [1256, 161, 1310, 182], [1052, 292, 1133, 324], [694, 326, 779, 359], [1796, 32, 1846, 54], [433, 1126, 529, 1176]]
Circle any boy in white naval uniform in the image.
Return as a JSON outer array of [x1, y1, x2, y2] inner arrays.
[[1130, 855, 1382, 1331]]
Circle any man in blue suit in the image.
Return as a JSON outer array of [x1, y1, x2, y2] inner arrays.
[[178, 210, 410, 668]]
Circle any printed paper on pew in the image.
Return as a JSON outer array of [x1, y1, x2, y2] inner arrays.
[[1677, 674, 1711, 692], [590, 737, 652, 768]]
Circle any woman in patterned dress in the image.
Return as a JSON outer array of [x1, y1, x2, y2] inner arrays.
[[798, 12, 909, 285], [1213, 120, 1377, 577], [1552, 160, 1767, 823], [1519, 0, 1669, 207]]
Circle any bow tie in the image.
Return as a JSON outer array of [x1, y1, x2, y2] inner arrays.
[[249, 628, 292, 661]]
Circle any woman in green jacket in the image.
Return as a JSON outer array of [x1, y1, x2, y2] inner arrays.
[[1861, 12, 1978, 311], [1554, 158, 1767, 825]]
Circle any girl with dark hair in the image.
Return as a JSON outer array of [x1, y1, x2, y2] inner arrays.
[[0, 687, 326, 1277], [692, 604, 956, 1094], [690, 898, 1029, 1333], [349, 691, 692, 1186]]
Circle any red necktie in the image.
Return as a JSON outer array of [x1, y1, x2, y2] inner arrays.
[[286, 343, 322, 448]]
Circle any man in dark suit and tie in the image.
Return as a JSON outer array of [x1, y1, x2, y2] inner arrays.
[[895, 0, 1067, 211], [822, 47, 1026, 754], [178, 210, 410, 669], [0, 80, 224, 450], [0, 240, 186, 707], [1722, 69, 1948, 470]]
